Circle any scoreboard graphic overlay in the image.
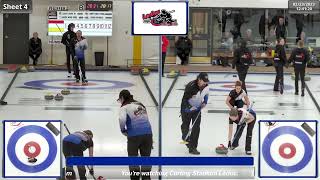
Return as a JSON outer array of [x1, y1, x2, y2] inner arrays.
[[259, 120, 318, 178], [3, 120, 62, 178]]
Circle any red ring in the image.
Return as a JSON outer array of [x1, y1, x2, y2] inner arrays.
[[222, 84, 256, 88], [61, 82, 97, 86], [279, 143, 296, 159], [23, 141, 41, 158]]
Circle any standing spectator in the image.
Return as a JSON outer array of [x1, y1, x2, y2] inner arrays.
[[29, 32, 42, 66], [162, 36, 169, 77], [275, 17, 287, 40], [61, 23, 76, 78], [233, 11, 245, 39], [259, 14, 266, 42], [175, 36, 192, 65], [295, 14, 304, 43]]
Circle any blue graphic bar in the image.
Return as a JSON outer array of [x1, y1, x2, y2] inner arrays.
[[67, 157, 254, 166]]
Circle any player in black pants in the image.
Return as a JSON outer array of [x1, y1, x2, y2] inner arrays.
[[180, 72, 209, 155], [63, 130, 94, 180], [289, 40, 310, 96], [118, 90, 153, 180], [232, 40, 253, 93], [273, 38, 288, 94], [228, 107, 256, 155], [61, 23, 76, 78]]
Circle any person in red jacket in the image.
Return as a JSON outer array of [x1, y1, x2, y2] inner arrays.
[[162, 36, 169, 77]]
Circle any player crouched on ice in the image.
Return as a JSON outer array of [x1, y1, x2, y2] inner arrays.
[[63, 130, 94, 179], [74, 30, 88, 84], [228, 107, 256, 155]]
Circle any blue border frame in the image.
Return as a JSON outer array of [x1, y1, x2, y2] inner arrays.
[[258, 120, 318, 178], [3, 120, 62, 179], [131, 1, 189, 35]]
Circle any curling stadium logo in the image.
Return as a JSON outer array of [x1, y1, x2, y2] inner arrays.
[[142, 9, 178, 26]]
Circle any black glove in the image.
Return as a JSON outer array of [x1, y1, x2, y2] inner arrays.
[[89, 168, 94, 175], [228, 141, 231, 148]]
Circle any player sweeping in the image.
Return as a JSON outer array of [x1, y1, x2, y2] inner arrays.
[[62, 130, 94, 180], [180, 72, 209, 155], [228, 107, 256, 155], [74, 30, 88, 84], [118, 89, 153, 180]]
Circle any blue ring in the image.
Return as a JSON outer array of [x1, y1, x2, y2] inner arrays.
[[209, 81, 293, 92], [7, 125, 57, 173], [24, 79, 134, 90], [262, 126, 313, 173]]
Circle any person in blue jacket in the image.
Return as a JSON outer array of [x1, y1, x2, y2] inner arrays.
[[63, 130, 94, 180], [118, 89, 153, 180], [74, 30, 88, 83]]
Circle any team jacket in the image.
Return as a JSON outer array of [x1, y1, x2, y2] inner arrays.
[[289, 47, 310, 69], [61, 30, 76, 49], [63, 131, 94, 151], [232, 47, 253, 70], [229, 89, 247, 106], [181, 80, 209, 113], [273, 45, 287, 66], [229, 108, 256, 125], [75, 37, 88, 60], [119, 101, 152, 137]]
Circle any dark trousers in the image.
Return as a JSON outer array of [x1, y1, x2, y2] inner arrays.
[[73, 57, 86, 80], [181, 111, 201, 149], [177, 52, 189, 65], [274, 65, 284, 90], [296, 26, 303, 43], [236, 68, 248, 93], [63, 141, 86, 180], [294, 67, 306, 93], [29, 53, 40, 65], [66, 47, 75, 74], [232, 112, 256, 151], [127, 134, 153, 180], [162, 52, 166, 76]]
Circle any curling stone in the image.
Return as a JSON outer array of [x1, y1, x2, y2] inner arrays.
[[8, 65, 17, 73], [61, 89, 71, 95], [20, 66, 28, 73], [167, 70, 177, 78], [180, 68, 188, 76], [28, 66, 35, 72], [54, 93, 64, 101], [142, 68, 150, 75], [44, 93, 54, 100], [28, 157, 37, 163], [130, 66, 140, 75], [215, 144, 228, 154]]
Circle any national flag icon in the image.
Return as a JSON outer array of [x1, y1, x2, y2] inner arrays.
[[48, 20, 65, 33]]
